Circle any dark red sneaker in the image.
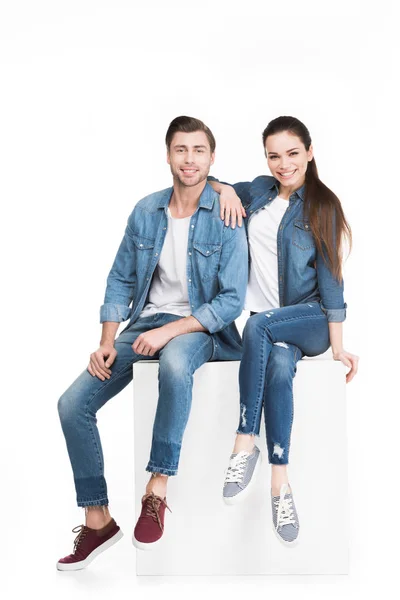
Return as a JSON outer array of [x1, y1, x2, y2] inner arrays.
[[57, 518, 123, 571], [132, 492, 171, 550]]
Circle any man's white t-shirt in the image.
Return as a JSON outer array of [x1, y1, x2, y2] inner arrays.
[[245, 196, 289, 312], [139, 208, 192, 319]]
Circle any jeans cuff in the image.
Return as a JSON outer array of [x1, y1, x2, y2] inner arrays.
[[77, 497, 109, 508], [146, 463, 178, 476], [236, 428, 261, 437]]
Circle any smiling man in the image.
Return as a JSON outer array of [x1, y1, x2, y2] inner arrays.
[[56, 116, 248, 570]]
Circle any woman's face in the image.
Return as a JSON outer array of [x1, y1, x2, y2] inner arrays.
[[265, 131, 313, 190]]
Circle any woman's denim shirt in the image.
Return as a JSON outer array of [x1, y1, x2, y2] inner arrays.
[[99, 183, 248, 360], [210, 175, 346, 322]]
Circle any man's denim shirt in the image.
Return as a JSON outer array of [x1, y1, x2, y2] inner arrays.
[[100, 183, 249, 360], [209, 175, 346, 323]]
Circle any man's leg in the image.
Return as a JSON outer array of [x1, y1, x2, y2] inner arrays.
[[133, 331, 213, 549]]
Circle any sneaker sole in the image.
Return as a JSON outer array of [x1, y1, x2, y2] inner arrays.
[[132, 535, 163, 551], [272, 524, 299, 547], [223, 449, 262, 506], [56, 529, 124, 571]]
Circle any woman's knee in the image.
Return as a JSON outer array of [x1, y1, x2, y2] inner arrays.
[[266, 344, 297, 383]]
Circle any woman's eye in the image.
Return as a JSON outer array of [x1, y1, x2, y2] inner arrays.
[[289, 152, 299, 156]]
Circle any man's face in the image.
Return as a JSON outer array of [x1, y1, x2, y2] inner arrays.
[[167, 131, 215, 187]]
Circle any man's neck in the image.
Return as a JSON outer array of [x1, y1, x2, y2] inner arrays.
[[169, 179, 207, 218]]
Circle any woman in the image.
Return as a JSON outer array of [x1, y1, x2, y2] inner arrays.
[[209, 116, 358, 546]]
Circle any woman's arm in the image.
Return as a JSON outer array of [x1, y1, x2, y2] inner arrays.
[[329, 322, 359, 383]]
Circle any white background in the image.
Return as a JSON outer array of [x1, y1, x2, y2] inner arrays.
[[1, 0, 398, 598]]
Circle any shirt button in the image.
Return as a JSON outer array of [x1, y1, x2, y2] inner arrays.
[[269, 197, 272, 200], [305, 224, 309, 229], [206, 250, 210, 254], [188, 279, 191, 282], [191, 225, 195, 229], [139, 243, 143, 247], [155, 253, 158, 256], [163, 227, 166, 230], [189, 252, 192, 256]]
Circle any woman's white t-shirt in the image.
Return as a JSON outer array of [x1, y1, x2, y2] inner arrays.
[[245, 196, 289, 312]]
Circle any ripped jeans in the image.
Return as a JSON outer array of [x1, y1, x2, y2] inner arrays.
[[237, 302, 330, 464]]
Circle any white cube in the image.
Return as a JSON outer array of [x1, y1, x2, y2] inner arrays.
[[133, 355, 348, 575]]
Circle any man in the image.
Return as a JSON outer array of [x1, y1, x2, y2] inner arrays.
[[57, 116, 248, 570]]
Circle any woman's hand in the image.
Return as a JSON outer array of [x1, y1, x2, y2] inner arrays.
[[219, 184, 247, 228], [333, 350, 359, 383]]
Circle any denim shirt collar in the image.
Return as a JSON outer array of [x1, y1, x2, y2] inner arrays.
[[270, 178, 305, 202], [156, 182, 217, 210]]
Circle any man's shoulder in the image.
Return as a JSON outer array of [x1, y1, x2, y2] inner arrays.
[[135, 187, 172, 211], [127, 187, 172, 223]]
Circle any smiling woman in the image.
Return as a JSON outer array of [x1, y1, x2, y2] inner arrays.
[[208, 115, 359, 546]]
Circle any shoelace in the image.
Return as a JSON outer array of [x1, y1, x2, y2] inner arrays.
[[142, 492, 171, 532], [274, 484, 296, 529], [72, 524, 88, 554], [224, 451, 251, 484]]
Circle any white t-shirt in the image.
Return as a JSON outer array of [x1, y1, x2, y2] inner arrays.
[[245, 196, 289, 312], [139, 208, 192, 319]]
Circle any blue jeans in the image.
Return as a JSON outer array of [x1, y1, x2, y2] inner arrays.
[[57, 314, 213, 507], [238, 302, 330, 464]]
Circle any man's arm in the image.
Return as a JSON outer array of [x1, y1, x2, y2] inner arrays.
[[132, 316, 206, 356], [89, 212, 138, 380], [132, 225, 248, 356]]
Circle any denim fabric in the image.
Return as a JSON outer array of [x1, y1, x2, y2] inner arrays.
[[58, 314, 213, 507], [100, 183, 248, 361], [208, 175, 346, 323], [237, 303, 330, 464]]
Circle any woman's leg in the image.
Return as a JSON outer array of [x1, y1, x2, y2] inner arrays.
[[236, 302, 329, 442], [262, 342, 303, 494]]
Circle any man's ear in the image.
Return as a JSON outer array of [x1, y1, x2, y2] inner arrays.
[[167, 151, 171, 165], [210, 152, 215, 166]]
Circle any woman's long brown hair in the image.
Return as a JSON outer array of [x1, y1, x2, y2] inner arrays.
[[262, 116, 352, 281]]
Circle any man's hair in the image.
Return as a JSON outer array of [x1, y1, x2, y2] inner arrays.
[[165, 116, 216, 153]]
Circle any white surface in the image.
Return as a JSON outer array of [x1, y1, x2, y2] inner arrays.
[[133, 358, 348, 575]]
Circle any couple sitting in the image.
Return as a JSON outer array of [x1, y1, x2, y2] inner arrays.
[[57, 115, 357, 570]]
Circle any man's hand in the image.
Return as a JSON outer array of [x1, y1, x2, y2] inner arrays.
[[88, 344, 118, 381], [132, 327, 174, 356]]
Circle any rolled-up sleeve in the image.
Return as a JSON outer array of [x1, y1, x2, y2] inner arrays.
[[100, 220, 137, 323], [316, 233, 347, 323], [192, 225, 248, 333]]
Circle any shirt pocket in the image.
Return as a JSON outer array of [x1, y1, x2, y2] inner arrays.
[[292, 220, 315, 250], [132, 234, 156, 273], [193, 241, 222, 281]]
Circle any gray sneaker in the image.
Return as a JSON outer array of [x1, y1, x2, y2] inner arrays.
[[223, 446, 261, 505], [271, 483, 300, 545]]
